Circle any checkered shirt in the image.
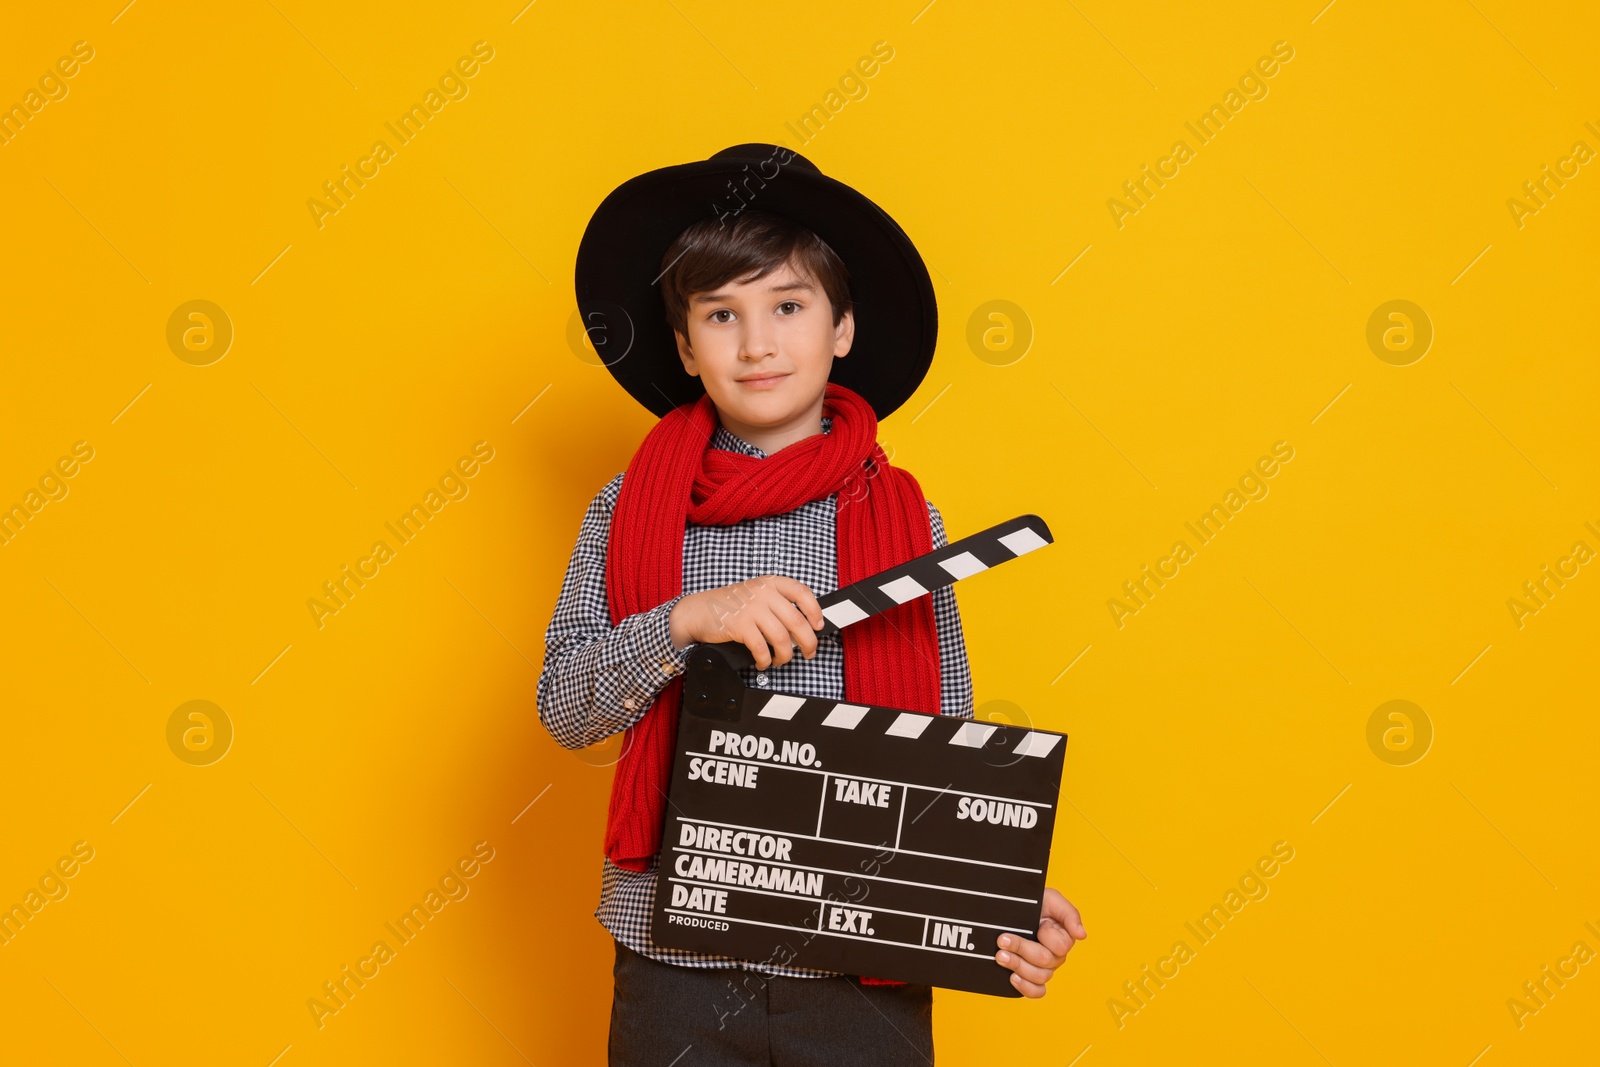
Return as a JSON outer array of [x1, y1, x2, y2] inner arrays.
[[537, 416, 975, 977]]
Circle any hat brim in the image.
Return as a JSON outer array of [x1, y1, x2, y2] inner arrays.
[[574, 149, 937, 420]]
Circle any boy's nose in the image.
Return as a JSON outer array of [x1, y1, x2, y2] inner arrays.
[[739, 317, 779, 358]]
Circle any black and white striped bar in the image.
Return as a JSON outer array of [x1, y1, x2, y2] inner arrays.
[[752, 691, 1063, 764], [706, 514, 1057, 674], [654, 514, 1066, 997], [816, 513, 1053, 633]]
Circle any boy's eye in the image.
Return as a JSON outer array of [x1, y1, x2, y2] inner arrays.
[[707, 301, 800, 323]]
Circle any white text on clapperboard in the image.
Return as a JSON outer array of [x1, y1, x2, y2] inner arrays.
[[668, 727, 1038, 956]]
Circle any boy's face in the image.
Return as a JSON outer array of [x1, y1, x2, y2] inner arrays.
[[672, 257, 853, 438]]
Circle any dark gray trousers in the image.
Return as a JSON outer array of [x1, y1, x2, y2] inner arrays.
[[607, 939, 934, 1066]]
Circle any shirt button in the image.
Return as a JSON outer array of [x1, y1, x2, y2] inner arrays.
[[756, 673, 768, 688], [623, 698, 637, 710]]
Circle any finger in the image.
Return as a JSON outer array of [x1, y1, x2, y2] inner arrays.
[[730, 617, 774, 670], [1001, 932, 1066, 971], [1045, 894, 1087, 940], [752, 612, 793, 666], [994, 947, 1056, 987], [771, 597, 820, 658], [773, 576, 825, 630], [740, 632, 771, 670], [1049, 908, 1088, 940], [1031, 920, 1076, 960], [1013, 975, 1048, 999]]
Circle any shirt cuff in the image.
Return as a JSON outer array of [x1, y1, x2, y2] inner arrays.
[[611, 594, 696, 715]]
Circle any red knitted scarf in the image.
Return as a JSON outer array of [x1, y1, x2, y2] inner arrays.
[[602, 381, 943, 876]]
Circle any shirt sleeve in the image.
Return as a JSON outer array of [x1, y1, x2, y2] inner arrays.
[[536, 474, 697, 750], [926, 500, 975, 720]]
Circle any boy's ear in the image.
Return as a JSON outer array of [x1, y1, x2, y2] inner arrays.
[[833, 308, 855, 359], [673, 329, 699, 376]]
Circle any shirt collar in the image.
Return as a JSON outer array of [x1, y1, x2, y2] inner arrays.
[[711, 414, 833, 459]]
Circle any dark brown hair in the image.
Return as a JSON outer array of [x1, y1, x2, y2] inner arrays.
[[658, 209, 852, 338]]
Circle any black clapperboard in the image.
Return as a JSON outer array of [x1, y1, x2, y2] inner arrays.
[[653, 514, 1067, 997]]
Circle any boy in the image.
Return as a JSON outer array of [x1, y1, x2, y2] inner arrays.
[[542, 144, 1085, 1065]]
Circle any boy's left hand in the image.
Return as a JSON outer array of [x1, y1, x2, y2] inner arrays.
[[994, 887, 1086, 998]]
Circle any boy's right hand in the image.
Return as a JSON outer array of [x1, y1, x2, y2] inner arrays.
[[667, 576, 825, 669]]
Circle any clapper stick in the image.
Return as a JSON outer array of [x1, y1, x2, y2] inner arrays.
[[704, 513, 1055, 673], [658, 514, 1068, 997]]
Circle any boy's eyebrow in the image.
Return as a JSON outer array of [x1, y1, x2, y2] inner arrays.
[[692, 279, 816, 303]]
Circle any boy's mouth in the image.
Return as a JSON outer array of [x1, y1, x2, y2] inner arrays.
[[736, 372, 790, 390]]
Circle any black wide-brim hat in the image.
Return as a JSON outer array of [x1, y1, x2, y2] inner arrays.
[[574, 143, 937, 420]]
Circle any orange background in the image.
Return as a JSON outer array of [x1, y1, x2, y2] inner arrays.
[[1, 1, 1596, 1064]]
